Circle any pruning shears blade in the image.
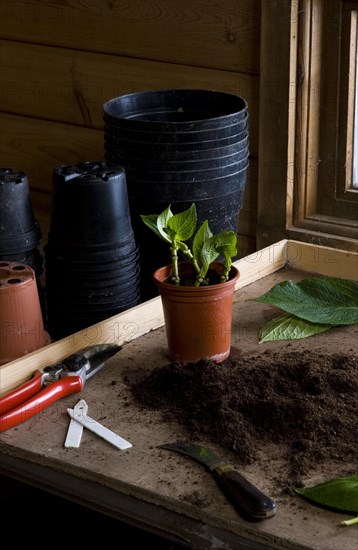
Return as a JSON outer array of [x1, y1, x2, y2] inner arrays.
[[82, 343, 122, 379]]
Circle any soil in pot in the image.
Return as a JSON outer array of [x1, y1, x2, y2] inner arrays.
[[129, 348, 357, 491]]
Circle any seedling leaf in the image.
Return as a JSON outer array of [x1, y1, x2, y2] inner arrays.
[[140, 213, 170, 243], [167, 203, 197, 241], [193, 220, 212, 260], [157, 204, 174, 241]]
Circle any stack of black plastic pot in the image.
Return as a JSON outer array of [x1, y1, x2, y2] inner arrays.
[[44, 161, 140, 340], [103, 89, 249, 300], [0, 168, 46, 320]]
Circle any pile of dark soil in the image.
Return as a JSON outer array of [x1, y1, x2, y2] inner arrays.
[[129, 350, 357, 488]]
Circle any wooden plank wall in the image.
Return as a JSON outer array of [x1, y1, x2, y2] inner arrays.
[[0, 0, 260, 258]]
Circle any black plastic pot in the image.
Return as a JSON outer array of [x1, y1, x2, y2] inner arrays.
[[44, 246, 139, 271], [47, 284, 140, 307], [0, 168, 42, 254], [47, 293, 141, 340], [105, 129, 248, 155], [48, 163, 133, 247], [103, 89, 248, 131], [46, 267, 140, 291], [103, 119, 247, 144], [50, 293, 139, 320], [128, 164, 248, 201], [105, 126, 248, 154], [45, 161, 142, 340], [44, 234, 138, 263], [123, 156, 249, 184], [131, 179, 247, 237], [107, 144, 249, 173], [104, 134, 249, 162], [103, 90, 250, 301]]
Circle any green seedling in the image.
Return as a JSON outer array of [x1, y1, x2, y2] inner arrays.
[[141, 203, 237, 286]]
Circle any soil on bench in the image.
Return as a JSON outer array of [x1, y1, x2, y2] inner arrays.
[[129, 349, 357, 491]]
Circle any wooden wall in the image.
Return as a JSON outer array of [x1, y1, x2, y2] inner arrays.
[[0, 0, 260, 257]]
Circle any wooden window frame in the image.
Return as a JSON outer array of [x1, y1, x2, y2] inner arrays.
[[257, 0, 358, 252]]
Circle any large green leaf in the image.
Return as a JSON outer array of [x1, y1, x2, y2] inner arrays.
[[295, 475, 358, 514], [254, 277, 358, 325], [259, 313, 332, 343]]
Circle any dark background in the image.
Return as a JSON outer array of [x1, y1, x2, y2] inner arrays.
[[1, 473, 191, 548]]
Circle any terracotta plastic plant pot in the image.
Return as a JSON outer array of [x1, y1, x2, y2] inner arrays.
[[153, 262, 240, 364], [0, 261, 50, 365]]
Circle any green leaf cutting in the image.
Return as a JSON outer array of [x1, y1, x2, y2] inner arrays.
[[258, 313, 332, 343], [295, 475, 358, 514], [254, 277, 358, 325]]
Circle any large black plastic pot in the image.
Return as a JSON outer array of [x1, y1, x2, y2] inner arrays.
[[128, 164, 249, 201], [103, 90, 250, 301], [104, 135, 249, 162], [107, 143, 249, 172], [103, 120, 247, 144], [124, 156, 249, 184], [103, 89, 248, 131], [105, 127, 248, 155]]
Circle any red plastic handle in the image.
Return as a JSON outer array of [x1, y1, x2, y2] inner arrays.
[[0, 371, 43, 415], [0, 376, 83, 433]]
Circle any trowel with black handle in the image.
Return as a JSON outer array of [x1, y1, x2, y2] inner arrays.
[[159, 441, 277, 521]]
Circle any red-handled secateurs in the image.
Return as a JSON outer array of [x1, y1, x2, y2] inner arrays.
[[0, 343, 121, 433]]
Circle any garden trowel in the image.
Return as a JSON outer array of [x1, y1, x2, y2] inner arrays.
[[159, 441, 277, 521]]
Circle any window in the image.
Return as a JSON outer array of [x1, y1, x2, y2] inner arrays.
[[258, 0, 358, 252], [352, 19, 358, 188]]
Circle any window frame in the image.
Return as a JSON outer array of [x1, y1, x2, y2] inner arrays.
[[257, 0, 358, 252]]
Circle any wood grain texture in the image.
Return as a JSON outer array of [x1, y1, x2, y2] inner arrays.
[[257, 0, 297, 250], [285, 240, 358, 280], [0, 113, 104, 191], [0, 0, 260, 74], [0, 39, 259, 153]]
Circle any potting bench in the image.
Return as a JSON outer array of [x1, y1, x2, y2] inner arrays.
[[0, 240, 357, 550]]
